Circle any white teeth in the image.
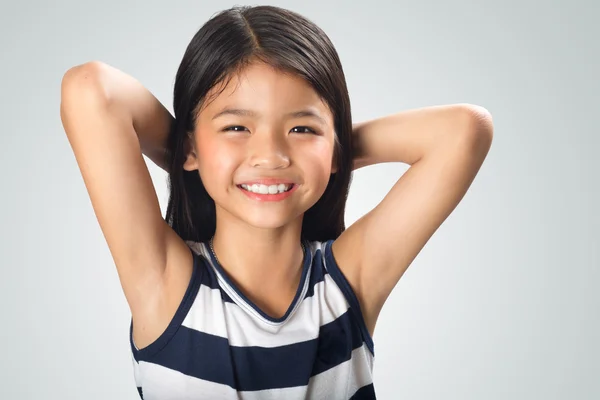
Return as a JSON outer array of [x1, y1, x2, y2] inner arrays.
[[240, 183, 292, 194]]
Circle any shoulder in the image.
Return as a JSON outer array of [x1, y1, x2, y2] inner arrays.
[[329, 236, 378, 338]]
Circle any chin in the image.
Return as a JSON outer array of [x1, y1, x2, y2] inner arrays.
[[237, 208, 303, 230]]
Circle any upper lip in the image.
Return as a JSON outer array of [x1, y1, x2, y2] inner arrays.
[[237, 178, 297, 186]]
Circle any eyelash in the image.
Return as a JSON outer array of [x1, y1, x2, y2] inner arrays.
[[222, 125, 317, 134]]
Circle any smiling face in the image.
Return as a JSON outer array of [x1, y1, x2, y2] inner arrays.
[[183, 61, 338, 230]]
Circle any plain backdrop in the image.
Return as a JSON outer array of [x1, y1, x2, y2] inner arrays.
[[1, 0, 598, 399]]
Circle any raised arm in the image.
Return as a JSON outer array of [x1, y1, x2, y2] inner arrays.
[[60, 61, 192, 349], [333, 104, 494, 336]]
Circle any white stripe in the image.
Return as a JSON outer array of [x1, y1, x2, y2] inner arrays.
[[181, 272, 351, 347], [138, 361, 237, 400], [131, 353, 142, 386], [135, 344, 373, 400]]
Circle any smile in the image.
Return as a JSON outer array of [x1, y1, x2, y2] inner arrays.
[[237, 183, 298, 202]]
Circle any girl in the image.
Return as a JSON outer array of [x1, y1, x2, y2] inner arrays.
[[60, 5, 493, 400]]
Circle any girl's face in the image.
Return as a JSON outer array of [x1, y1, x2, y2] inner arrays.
[[184, 61, 338, 229]]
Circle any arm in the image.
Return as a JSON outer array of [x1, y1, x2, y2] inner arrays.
[[60, 62, 192, 348], [333, 104, 494, 336], [94, 61, 174, 172], [351, 103, 492, 169]]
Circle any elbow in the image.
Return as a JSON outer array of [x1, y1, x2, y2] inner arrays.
[[461, 104, 494, 136], [60, 62, 110, 115], [60, 62, 112, 138], [454, 104, 494, 157], [61, 61, 110, 102], [459, 104, 494, 144]]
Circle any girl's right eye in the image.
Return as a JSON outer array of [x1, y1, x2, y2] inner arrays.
[[222, 125, 248, 132]]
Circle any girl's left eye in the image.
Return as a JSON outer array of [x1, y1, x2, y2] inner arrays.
[[291, 126, 316, 134]]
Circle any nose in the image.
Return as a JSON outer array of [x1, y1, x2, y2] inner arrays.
[[248, 130, 291, 169]]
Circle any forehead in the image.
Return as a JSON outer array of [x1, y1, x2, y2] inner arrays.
[[200, 62, 332, 122]]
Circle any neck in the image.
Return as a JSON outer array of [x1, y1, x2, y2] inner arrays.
[[211, 205, 306, 294]]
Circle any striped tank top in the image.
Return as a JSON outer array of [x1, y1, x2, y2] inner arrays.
[[129, 239, 376, 399]]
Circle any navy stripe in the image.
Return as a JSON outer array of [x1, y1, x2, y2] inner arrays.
[[349, 383, 377, 399], [310, 309, 365, 376], [324, 240, 375, 357], [136, 386, 143, 399], [138, 310, 364, 391]]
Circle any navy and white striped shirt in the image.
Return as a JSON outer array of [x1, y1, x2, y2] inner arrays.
[[129, 239, 376, 399]]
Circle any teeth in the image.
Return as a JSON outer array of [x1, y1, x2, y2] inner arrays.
[[240, 183, 292, 194]]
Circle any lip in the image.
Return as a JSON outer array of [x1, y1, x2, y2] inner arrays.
[[237, 178, 297, 185], [237, 183, 299, 202]]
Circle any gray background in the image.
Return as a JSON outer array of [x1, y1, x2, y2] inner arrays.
[[1, 0, 598, 398]]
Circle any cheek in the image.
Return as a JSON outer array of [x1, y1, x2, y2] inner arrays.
[[302, 143, 335, 187], [196, 139, 239, 187]]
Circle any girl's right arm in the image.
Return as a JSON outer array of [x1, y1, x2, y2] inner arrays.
[[60, 61, 193, 348]]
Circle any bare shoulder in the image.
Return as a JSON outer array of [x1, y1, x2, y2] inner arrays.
[[331, 227, 377, 337]]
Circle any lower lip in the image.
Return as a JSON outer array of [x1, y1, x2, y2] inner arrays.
[[237, 184, 298, 202]]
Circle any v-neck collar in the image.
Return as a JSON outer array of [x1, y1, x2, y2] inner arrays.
[[205, 239, 312, 324]]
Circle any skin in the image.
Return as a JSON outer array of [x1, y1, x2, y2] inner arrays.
[[182, 61, 338, 316]]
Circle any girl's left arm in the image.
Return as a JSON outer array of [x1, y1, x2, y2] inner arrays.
[[351, 103, 493, 169], [333, 103, 493, 336]]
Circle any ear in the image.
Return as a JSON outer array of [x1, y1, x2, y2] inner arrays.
[[183, 133, 199, 171]]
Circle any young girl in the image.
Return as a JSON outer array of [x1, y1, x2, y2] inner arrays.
[[60, 5, 492, 400]]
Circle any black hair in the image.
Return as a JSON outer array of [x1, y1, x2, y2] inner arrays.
[[165, 5, 353, 243]]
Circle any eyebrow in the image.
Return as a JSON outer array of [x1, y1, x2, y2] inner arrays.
[[211, 108, 328, 126]]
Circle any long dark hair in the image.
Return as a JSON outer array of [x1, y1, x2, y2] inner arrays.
[[165, 5, 354, 243]]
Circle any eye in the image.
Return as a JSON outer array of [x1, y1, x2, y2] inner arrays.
[[222, 125, 248, 132], [291, 126, 317, 134]]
